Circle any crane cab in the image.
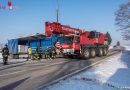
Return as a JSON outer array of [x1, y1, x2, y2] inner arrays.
[[57, 35, 80, 55]]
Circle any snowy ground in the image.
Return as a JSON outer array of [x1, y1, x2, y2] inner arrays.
[[43, 46, 130, 90]]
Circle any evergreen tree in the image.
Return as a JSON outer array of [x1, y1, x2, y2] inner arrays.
[[106, 32, 112, 45], [117, 41, 120, 46]]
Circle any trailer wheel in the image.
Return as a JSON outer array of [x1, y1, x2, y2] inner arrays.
[[83, 48, 90, 59], [103, 48, 108, 56], [90, 48, 96, 58], [97, 48, 103, 57]]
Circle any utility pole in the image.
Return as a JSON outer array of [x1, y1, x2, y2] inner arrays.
[[56, 0, 59, 22]]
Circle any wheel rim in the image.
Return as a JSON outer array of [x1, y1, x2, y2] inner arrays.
[[91, 49, 96, 57], [97, 48, 104, 57], [104, 48, 107, 55], [100, 48, 103, 56], [84, 49, 89, 58]]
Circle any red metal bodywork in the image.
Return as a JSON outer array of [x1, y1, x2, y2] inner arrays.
[[45, 22, 83, 37], [80, 32, 107, 45], [80, 31, 95, 45]]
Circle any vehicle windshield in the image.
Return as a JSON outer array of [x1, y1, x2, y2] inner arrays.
[[58, 36, 74, 44]]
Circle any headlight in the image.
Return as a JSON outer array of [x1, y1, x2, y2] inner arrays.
[[63, 49, 74, 54]]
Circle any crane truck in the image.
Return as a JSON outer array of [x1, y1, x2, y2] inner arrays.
[[45, 22, 111, 59]]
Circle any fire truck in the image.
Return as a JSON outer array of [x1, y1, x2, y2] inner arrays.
[[45, 22, 111, 59]]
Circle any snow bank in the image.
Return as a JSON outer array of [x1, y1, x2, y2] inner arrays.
[[43, 49, 130, 90], [123, 45, 130, 51], [44, 79, 114, 90], [71, 53, 130, 90]]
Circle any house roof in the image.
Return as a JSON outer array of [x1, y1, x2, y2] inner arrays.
[[18, 33, 46, 41]]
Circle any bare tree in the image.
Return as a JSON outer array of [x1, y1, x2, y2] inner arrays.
[[115, 0, 130, 40]]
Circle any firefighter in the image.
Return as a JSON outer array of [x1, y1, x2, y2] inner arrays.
[[45, 47, 56, 60], [44, 51, 47, 59], [45, 47, 49, 59], [48, 47, 52, 59], [2, 44, 9, 65], [51, 47, 56, 59], [55, 41, 62, 55], [34, 47, 40, 60], [27, 46, 32, 60], [45, 47, 51, 60]]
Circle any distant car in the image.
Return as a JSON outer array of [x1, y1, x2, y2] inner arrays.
[[113, 45, 117, 48]]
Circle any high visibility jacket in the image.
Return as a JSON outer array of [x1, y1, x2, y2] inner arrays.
[[28, 48, 32, 55]]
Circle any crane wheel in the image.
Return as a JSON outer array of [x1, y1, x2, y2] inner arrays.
[[103, 48, 107, 56], [97, 48, 103, 57], [90, 48, 96, 58], [83, 48, 90, 59]]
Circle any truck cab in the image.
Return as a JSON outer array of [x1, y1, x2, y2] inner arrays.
[[57, 35, 80, 55]]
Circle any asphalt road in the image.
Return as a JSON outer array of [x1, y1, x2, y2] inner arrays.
[[0, 47, 122, 90]]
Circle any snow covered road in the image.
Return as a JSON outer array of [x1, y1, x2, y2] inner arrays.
[[43, 47, 130, 90]]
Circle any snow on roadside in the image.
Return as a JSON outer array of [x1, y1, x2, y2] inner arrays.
[[43, 46, 130, 90], [123, 45, 130, 50]]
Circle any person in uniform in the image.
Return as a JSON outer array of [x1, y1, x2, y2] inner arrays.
[[2, 44, 9, 65], [45, 47, 49, 59], [45, 47, 51, 60], [51, 47, 56, 59], [48, 47, 53, 60], [34, 47, 40, 60], [55, 41, 62, 56], [45, 47, 56, 60], [27, 46, 32, 60]]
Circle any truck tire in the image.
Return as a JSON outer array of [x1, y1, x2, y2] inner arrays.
[[90, 48, 96, 58], [68, 55, 74, 59], [103, 48, 107, 56], [97, 48, 103, 57], [83, 48, 90, 59]]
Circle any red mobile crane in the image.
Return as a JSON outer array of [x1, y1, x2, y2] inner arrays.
[[45, 22, 111, 59]]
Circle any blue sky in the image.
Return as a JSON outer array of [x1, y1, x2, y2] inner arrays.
[[0, 0, 128, 45]]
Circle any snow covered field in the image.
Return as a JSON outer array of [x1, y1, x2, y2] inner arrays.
[[43, 46, 130, 90]]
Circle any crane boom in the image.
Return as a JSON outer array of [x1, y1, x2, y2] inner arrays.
[[45, 22, 83, 37]]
